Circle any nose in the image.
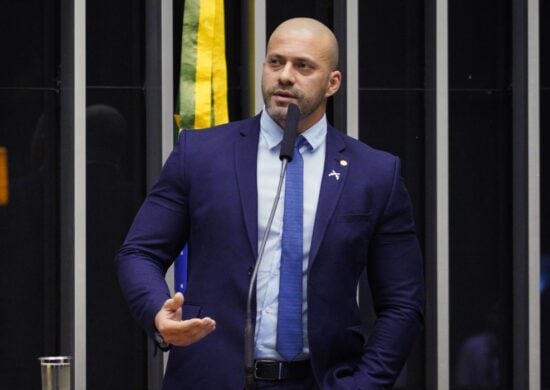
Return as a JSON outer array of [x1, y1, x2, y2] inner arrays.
[[278, 62, 295, 86]]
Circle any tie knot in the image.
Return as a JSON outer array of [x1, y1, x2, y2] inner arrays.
[[296, 136, 310, 152]]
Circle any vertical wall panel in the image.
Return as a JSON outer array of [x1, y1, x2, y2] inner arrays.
[[512, 0, 540, 388], [448, 0, 513, 389], [358, 1, 426, 388], [539, 0, 548, 387], [541, 90, 550, 389], [85, 0, 146, 388], [425, 0, 449, 387], [74, 0, 86, 387], [344, 0, 358, 139]]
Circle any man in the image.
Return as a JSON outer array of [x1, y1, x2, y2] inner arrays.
[[117, 18, 424, 389]]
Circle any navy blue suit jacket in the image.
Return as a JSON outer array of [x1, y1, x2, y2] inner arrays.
[[116, 115, 424, 389]]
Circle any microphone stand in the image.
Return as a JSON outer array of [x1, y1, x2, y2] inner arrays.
[[243, 103, 299, 389], [244, 159, 289, 389]]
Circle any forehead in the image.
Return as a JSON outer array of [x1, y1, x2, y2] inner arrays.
[[266, 29, 331, 64]]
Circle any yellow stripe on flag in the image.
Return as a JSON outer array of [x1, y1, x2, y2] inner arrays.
[[212, 0, 228, 125]]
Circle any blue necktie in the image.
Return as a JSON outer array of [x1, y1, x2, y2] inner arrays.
[[277, 136, 308, 361]]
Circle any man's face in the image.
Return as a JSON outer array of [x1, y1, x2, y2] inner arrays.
[[261, 28, 340, 132]]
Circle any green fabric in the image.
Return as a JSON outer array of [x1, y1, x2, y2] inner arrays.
[[178, 0, 200, 132]]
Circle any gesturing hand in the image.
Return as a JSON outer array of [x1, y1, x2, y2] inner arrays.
[[154, 292, 216, 346]]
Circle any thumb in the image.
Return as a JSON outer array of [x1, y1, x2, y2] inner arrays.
[[164, 292, 185, 311]]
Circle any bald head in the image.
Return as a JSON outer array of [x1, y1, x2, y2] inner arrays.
[[262, 17, 342, 131], [268, 18, 339, 70]]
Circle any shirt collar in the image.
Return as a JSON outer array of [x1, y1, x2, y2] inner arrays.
[[260, 108, 327, 152]]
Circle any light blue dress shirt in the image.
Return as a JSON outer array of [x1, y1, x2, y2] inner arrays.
[[255, 110, 326, 360]]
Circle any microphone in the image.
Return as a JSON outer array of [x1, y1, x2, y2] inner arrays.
[[244, 104, 300, 389], [279, 103, 300, 162]]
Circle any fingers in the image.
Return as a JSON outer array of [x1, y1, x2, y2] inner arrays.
[[155, 293, 184, 329], [163, 317, 217, 346], [164, 292, 184, 311]]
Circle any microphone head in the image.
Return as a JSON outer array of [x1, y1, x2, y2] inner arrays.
[[279, 103, 300, 161]]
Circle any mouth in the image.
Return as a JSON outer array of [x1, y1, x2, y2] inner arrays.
[[272, 90, 296, 101]]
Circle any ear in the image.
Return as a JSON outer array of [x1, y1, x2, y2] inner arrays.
[[325, 70, 342, 98]]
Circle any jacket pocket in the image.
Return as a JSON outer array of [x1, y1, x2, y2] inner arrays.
[[332, 325, 367, 363]]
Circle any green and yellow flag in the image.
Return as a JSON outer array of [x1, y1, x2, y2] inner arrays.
[[174, 0, 229, 293], [175, 0, 229, 133]]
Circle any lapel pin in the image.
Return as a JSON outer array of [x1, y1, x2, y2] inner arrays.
[[328, 170, 341, 181], [340, 160, 348, 167]]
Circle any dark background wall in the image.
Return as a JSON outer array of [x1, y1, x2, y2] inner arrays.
[[448, 0, 514, 388], [0, 1, 60, 388], [0, 0, 150, 388], [356, 2, 426, 388], [85, 0, 148, 388]]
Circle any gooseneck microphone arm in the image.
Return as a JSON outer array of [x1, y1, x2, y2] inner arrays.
[[244, 159, 288, 388], [244, 104, 300, 389]]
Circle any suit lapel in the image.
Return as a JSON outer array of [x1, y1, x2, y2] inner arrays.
[[309, 127, 348, 267], [235, 116, 261, 259]]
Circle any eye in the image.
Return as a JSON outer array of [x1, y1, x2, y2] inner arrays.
[[296, 61, 314, 74], [268, 57, 282, 68]]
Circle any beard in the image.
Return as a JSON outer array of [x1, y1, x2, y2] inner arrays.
[[261, 83, 326, 128]]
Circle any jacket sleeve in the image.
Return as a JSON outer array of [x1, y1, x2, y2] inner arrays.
[[324, 158, 425, 389], [115, 132, 190, 340]]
